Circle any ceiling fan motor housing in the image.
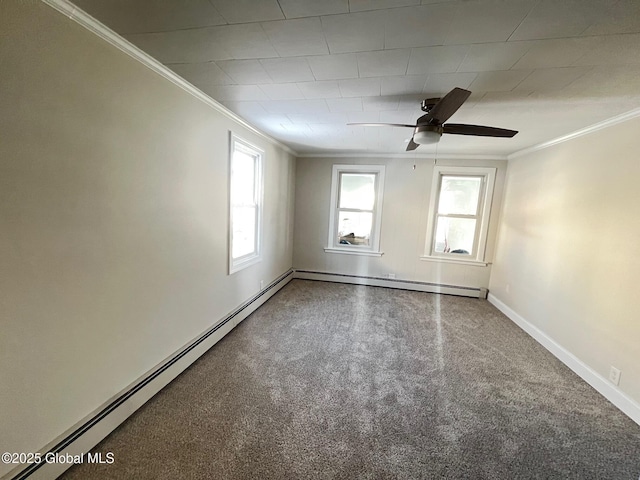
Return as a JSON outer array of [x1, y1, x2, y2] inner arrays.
[[421, 98, 441, 112]]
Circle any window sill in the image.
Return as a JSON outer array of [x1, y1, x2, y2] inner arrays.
[[229, 254, 261, 274], [419, 255, 488, 267], [324, 247, 384, 257]]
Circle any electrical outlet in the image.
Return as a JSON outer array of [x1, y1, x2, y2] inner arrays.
[[609, 366, 621, 386], [260, 280, 264, 290], [387, 273, 396, 279], [505, 283, 510, 294]]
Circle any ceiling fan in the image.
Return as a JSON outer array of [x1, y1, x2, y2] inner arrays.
[[348, 87, 518, 151]]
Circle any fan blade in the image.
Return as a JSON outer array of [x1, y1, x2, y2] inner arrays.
[[347, 122, 417, 128], [406, 138, 419, 151], [443, 123, 518, 138], [419, 87, 471, 125]]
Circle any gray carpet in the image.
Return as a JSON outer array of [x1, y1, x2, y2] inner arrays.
[[62, 280, 640, 479]]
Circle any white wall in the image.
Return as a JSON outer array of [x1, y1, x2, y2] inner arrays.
[[293, 156, 506, 290], [489, 117, 640, 409], [0, 2, 295, 473]]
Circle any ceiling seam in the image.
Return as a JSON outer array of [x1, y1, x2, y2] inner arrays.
[[119, 22, 225, 36], [275, 0, 286, 20], [510, 69, 535, 91], [117, 0, 640, 45], [505, 0, 540, 42], [48, 0, 640, 157], [206, 0, 229, 25], [318, 16, 332, 57], [563, 66, 594, 89]]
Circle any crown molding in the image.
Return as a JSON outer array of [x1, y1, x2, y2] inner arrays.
[[45, 0, 640, 163], [508, 106, 640, 160], [41, 0, 298, 157], [297, 152, 508, 160]]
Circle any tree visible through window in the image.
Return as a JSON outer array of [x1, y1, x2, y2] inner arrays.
[[434, 175, 483, 255], [424, 166, 496, 263]]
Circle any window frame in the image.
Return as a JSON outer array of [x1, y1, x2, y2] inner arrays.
[[422, 166, 496, 265], [228, 133, 264, 274], [325, 164, 385, 257]]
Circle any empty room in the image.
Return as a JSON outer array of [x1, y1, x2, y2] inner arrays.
[[2, 0, 640, 479]]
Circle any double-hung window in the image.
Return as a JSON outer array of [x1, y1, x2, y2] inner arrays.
[[229, 134, 263, 274], [325, 165, 385, 256], [423, 166, 495, 264]]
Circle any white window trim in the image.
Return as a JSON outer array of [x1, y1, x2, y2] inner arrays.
[[325, 164, 385, 256], [421, 165, 496, 265], [228, 133, 264, 275]]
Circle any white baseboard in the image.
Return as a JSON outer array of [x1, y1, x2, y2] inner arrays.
[[5, 270, 293, 480], [488, 293, 640, 427], [294, 270, 485, 298]]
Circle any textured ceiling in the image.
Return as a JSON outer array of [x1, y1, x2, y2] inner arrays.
[[73, 0, 640, 156]]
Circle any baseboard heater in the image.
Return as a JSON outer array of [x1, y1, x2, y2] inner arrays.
[[7, 269, 293, 480], [293, 270, 487, 299]]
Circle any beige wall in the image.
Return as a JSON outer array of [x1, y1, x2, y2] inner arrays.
[[489, 117, 640, 405], [293, 156, 506, 289], [0, 2, 295, 469]]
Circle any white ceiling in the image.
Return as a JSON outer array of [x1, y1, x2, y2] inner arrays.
[[73, 0, 640, 156]]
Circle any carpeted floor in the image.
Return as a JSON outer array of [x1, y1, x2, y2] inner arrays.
[[62, 280, 640, 479]]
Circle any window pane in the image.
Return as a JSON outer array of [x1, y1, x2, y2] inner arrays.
[[433, 216, 476, 254], [339, 173, 375, 210], [231, 151, 255, 205], [337, 211, 372, 246], [232, 206, 256, 258], [438, 176, 481, 215]]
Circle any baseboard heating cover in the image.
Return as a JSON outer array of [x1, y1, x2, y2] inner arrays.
[[5, 269, 293, 480], [293, 270, 486, 299]]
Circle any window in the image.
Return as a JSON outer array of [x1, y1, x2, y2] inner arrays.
[[423, 166, 495, 264], [229, 134, 263, 274], [325, 165, 385, 256]]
